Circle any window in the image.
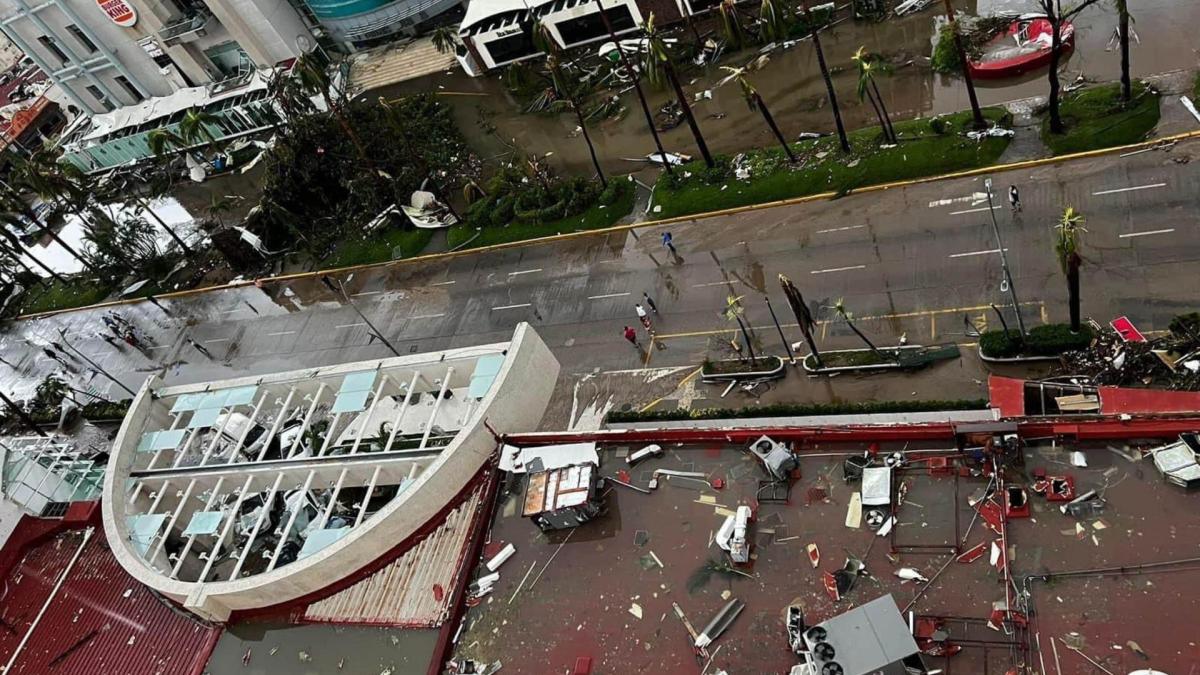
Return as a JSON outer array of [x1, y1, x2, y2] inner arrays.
[[114, 75, 143, 102], [485, 32, 537, 65], [37, 35, 68, 64], [555, 6, 635, 46], [65, 24, 97, 53], [85, 84, 112, 112]]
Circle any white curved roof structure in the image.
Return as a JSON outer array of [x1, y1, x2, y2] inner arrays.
[[102, 324, 557, 621]]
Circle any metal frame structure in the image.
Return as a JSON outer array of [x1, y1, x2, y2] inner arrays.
[[0, 436, 105, 516]]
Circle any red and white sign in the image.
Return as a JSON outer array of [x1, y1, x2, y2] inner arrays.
[[97, 0, 137, 27], [1110, 315, 1146, 343]]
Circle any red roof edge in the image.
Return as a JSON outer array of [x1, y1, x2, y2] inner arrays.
[[1098, 386, 1200, 414], [988, 375, 1026, 417]]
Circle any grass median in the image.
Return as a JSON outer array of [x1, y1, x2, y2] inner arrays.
[[1041, 82, 1160, 156], [320, 226, 434, 268], [447, 177, 636, 250], [651, 108, 1012, 220], [17, 277, 113, 316]]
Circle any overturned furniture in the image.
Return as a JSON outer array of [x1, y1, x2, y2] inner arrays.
[[523, 462, 604, 530], [793, 594, 929, 675], [1150, 433, 1200, 488]]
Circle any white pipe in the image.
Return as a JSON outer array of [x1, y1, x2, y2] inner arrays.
[[3, 527, 93, 674], [255, 388, 296, 462], [316, 412, 342, 457], [196, 476, 254, 584]]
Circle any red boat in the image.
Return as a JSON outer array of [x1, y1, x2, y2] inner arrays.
[[968, 15, 1074, 79]]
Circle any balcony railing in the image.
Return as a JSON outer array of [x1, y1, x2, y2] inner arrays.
[[159, 10, 214, 44]]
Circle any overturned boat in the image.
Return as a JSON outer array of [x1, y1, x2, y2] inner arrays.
[[968, 15, 1074, 79]]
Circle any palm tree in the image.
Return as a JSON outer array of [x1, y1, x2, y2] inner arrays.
[[430, 26, 460, 55], [800, 0, 849, 153], [1054, 206, 1085, 333], [721, 66, 795, 162], [852, 47, 897, 144], [107, 175, 195, 257], [758, 0, 790, 44], [178, 108, 221, 148], [780, 274, 821, 367], [147, 128, 186, 158], [535, 24, 607, 188], [833, 298, 884, 358], [719, 0, 750, 49], [0, 193, 67, 283], [9, 151, 101, 274], [294, 52, 367, 161], [939, 0, 986, 130], [593, 0, 673, 174], [724, 294, 758, 365], [644, 14, 714, 168], [1115, 0, 1132, 102], [1037, 0, 1103, 135]]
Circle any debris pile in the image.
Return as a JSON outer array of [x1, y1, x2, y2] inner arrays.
[[1058, 315, 1200, 389]]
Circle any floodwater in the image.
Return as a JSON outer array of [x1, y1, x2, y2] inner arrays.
[[376, 0, 1200, 175], [204, 622, 439, 675]]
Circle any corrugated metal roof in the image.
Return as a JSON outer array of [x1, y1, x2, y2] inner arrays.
[[303, 485, 484, 627], [0, 528, 220, 675]]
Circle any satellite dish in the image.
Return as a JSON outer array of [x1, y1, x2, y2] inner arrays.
[[295, 34, 314, 54]]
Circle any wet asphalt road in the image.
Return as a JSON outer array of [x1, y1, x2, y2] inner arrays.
[[2, 139, 1199, 402]]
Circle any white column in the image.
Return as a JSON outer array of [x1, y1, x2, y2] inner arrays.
[[170, 476, 226, 579]]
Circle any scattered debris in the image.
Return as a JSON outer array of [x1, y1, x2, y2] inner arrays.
[[695, 598, 745, 649], [806, 543, 820, 568], [485, 543, 516, 572], [1150, 434, 1200, 488], [629, 603, 643, 620], [894, 567, 928, 583]]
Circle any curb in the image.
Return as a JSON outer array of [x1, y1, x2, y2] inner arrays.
[[17, 128, 1200, 322], [699, 356, 786, 382]]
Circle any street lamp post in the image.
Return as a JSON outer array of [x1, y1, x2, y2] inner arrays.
[[320, 276, 401, 357], [0, 390, 47, 437], [55, 328, 138, 399], [984, 178, 1027, 337], [764, 295, 795, 365]]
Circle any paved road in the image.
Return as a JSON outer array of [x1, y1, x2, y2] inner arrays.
[[3, 140, 1199, 406]]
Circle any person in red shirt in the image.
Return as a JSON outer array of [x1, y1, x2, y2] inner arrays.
[[623, 326, 640, 348]]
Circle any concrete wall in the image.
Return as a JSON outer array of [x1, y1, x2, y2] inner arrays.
[[204, 0, 310, 67], [102, 324, 560, 621]]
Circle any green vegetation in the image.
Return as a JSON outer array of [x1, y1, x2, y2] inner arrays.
[[607, 398, 989, 424], [321, 226, 434, 268], [16, 277, 113, 316], [980, 324, 1095, 359], [652, 108, 1012, 219], [1194, 71, 1200, 101], [1041, 82, 1160, 155], [808, 349, 894, 368], [448, 176, 634, 250], [930, 16, 1014, 75]]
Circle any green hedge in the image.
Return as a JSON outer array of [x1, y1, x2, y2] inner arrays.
[[980, 324, 1094, 358], [27, 398, 131, 425], [606, 398, 989, 424]]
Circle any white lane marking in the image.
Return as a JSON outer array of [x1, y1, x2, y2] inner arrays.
[[949, 206, 998, 215], [492, 303, 531, 311], [588, 292, 632, 300], [508, 268, 543, 277], [267, 330, 297, 336], [219, 309, 242, 314], [949, 248, 1007, 258], [336, 322, 367, 329], [928, 192, 988, 208], [1092, 182, 1167, 196], [1119, 228, 1175, 239], [431, 280, 456, 286], [815, 225, 866, 234], [810, 265, 866, 274], [409, 313, 445, 320], [692, 280, 739, 288], [204, 338, 233, 344], [147, 345, 170, 350], [352, 290, 382, 297]]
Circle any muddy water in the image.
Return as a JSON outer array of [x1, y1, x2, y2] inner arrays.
[[205, 622, 438, 674], [377, 0, 1200, 175]]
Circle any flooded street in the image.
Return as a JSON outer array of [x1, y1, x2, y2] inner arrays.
[[205, 623, 438, 675], [377, 0, 1200, 175]]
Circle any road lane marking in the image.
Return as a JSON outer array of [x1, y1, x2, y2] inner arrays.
[[431, 280, 456, 286], [219, 309, 242, 314], [949, 206, 998, 215], [948, 248, 1007, 258], [692, 280, 738, 288], [267, 330, 296, 336], [508, 268, 542, 277], [1119, 228, 1175, 239], [1092, 182, 1166, 196], [147, 344, 170, 350], [588, 292, 632, 300], [352, 290, 382, 297], [204, 338, 232, 343], [492, 303, 531, 311], [336, 322, 367, 329], [815, 225, 866, 234], [810, 265, 866, 274], [409, 313, 445, 320]]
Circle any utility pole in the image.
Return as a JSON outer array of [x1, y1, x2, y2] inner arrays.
[[0, 390, 47, 437], [320, 276, 401, 357], [54, 328, 138, 398], [984, 178, 1026, 336]]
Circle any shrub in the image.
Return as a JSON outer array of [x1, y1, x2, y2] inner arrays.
[[1169, 312, 1200, 338], [929, 117, 948, 135], [980, 324, 1094, 358], [979, 329, 1023, 358], [607, 398, 989, 424]]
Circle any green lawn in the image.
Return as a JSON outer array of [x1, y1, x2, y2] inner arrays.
[[1041, 82, 1160, 156], [17, 277, 113, 316], [447, 177, 636, 250], [651, 108, 1012, 219], [320, 226, 434, 268]]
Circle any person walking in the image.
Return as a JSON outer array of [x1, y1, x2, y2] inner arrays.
[[662, 231, 677, 256], [41, 347, 70, 368], [635, 304, 653, 334], [643, 292, 658, 314], [1008, 185, 1021, 212], [186, 337, 212, 359], [623, 325, 640, 348]]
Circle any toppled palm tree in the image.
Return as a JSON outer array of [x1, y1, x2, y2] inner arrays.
[[780, 274, 820, 367], [1054, 206, 1086, 333], [721, 65, 795, 162], [852, 47, 897, 144], [833, 298, 884, 358], [724, 294, 758, 365], [645, 14, 714, 168]]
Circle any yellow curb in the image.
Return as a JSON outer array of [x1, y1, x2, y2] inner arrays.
[[16, 130, 1199, 322], [637, 366, 702, 413]]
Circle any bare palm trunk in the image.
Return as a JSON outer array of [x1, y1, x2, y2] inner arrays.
[[802, 0, 850, 153], [845, 316, 885, 358], [1117, 1, 1131, 102], [869, 78, 897, 143], [941, 0, 986, 130], [595, 0, 673, 174], [755, 93, 796, 162], [553, 61, 607, 187], [863, 87, 890, 143], [780, 275, 821, 367], [664, 60, 714, 168], [1066, 253, 1081, 333], [735, 315, 758, 365], [1046, 8, 1066, 134], [138, 195, 194, 256]]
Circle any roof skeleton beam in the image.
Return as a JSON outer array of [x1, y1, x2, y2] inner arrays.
[[221, 392, 268, 463], [420, 368, 455, 452], [145, 427, 202, 514], [195, 475, 255, 584], [170, 476, 226, 578], [314, 377, 393, 530], [316, 468, 349, 530], [255, 387, 297, 462], [267, 470, 315, 572], [196, 401, 242, 466], [148, 479, 197, 562], [316, 412, 343, 458], [353, 465, 381, 527], [229, 472, 284, 581], [349, 376, 392, 455], [383, 371, 421, 452], [286, 384, 327, 459], [129, 412, 184, 504]]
